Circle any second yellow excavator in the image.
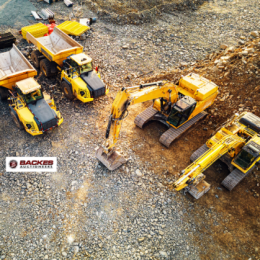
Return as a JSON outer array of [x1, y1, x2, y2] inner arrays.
[[173, 112, 260, 199], [96, 73, 218, 170]]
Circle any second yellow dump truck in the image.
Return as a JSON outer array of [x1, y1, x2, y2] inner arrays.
[[8, 78, 63, 136], [26, 27, 108, 103], [0, 44, 63, 136]]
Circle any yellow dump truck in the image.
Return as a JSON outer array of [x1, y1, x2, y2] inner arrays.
[[8, 78, 63, 136], [26, 27, 108, 103], [0, 44, 63, 136], [0, 44, 37, 100]]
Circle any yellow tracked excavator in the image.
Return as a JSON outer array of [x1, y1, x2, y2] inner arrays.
[[173, 112, 260, 199], [96, 73, 218, 170]]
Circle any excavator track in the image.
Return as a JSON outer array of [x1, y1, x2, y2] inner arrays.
[[159, 111, 207, 148], [221, 167, 254, 191], [134, 106, 158, 129], [190, 144, 209, 162]]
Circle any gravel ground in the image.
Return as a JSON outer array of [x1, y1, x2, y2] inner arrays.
[[0, 0, 260, 259], [0, 0, 34, 27], [0, 100, 201, 259]]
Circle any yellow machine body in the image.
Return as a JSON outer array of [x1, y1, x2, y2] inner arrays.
[[27, 28, 108, 103], [60, 54, 108, 103], [173, 112, 260, 192], [0, 44, 37, 91], [96, 74, 218, 170], [9, 78, 63, 136]]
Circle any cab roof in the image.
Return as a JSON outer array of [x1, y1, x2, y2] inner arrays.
[[16, 78, 41, 94], [70, 53, 92, 65]]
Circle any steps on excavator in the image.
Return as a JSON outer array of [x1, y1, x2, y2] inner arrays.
[[188, 179, 211, 199], [221, 167, 253, 191], [159, 111, 207, 148], [134, 106, 158, 129], [190, 144, 209, 162]]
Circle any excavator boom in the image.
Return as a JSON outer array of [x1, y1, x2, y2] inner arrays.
[[173, 135, 245, 194]]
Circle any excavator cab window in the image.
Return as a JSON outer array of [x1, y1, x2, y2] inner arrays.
[[167, 96, 196, 127], [233, 144, 259, 170]]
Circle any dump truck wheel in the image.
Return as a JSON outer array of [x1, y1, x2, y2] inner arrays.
[[61, 81, 74, 100], [40, 59, 52, 78], [0, 87, 9, 100], [9, 107, 24, 130], [31, 50, 42, 68]]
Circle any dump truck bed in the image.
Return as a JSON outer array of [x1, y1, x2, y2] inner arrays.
[[57, 21, 89, 36], [26, 27, 83, 67], [21, 23, 49, 40], [0, 44, 37, 90]]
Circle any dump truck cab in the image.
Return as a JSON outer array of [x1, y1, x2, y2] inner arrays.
[[9, 78, 63, 136], [61, 53, 108, 102]]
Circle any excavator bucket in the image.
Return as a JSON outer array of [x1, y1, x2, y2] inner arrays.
[[96, 147, 127, 171]]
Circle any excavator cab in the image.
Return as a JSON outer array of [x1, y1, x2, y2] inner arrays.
[[167, 96, 196, 128], [232, 142, 260, 170]]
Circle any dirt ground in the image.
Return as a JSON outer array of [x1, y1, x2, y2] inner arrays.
[[82, 0, 207, 24], [85, 0, 200, 14]]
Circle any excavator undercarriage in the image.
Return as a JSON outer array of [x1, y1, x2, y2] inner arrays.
[[135, 107, 207, 148]]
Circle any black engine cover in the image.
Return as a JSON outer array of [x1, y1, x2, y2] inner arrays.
[[28, 98, 58, 131], [80, 71, 106, 98], [239, 112, 260, 133]]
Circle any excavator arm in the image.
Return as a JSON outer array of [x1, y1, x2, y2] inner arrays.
[[173, 135, 245, 192], [96, 81, 179, 170], [105, 81, 178, 151]]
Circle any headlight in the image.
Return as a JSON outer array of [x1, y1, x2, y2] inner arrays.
[[26, 124, 32, 129], [80, 91, 85, 96]]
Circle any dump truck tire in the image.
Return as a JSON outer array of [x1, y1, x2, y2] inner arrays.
[[0, 87, 9, 100], [40, 59, 52, 78], [9, 106, 24, 130], [61, 81, 74, 100], [31, 50, 42, 68]]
